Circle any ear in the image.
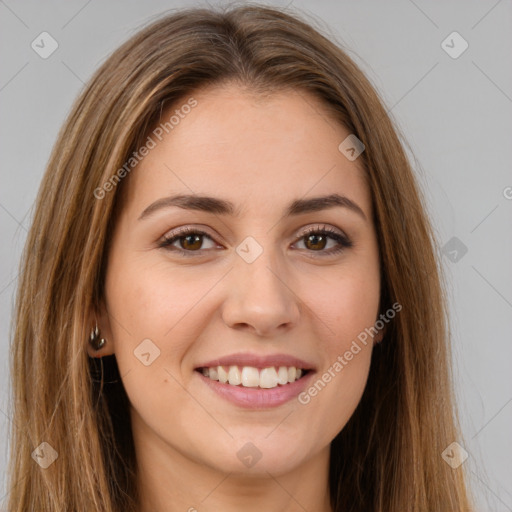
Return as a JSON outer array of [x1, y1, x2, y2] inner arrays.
[[86, 299, 116, 358]]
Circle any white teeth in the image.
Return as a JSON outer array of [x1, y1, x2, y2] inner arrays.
[[228, 365, 241, 385], [241, 367, 260, 387], [260, 367, 279, 388], [277, 366, 289, 385], [201, 365, 306, 388], [217, 365, 228, 383]]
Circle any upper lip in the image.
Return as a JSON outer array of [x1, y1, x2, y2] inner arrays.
[[196, 352, 316, 371]]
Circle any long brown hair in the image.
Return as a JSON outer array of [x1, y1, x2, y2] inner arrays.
[[8, 4, 474, 511]]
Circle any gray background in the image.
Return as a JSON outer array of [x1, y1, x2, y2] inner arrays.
[[1, 0, 511, 510]]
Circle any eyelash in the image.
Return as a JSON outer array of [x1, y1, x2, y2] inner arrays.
[[158, 225, 353, 258]]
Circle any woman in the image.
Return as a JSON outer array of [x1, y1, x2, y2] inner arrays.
[[7, 4, 474, 511]]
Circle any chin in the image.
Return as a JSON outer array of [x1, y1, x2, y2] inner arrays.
[[194, 431, 311, 475]]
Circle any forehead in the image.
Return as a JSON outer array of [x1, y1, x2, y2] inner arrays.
[[123, 84, 371, 219]]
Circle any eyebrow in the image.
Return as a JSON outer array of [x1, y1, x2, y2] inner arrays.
[[138, 193, 367, 221]]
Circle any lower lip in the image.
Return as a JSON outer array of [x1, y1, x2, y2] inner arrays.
[[196, 370, 315, 409]]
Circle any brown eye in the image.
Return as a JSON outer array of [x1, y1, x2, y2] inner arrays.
[[304, 233, 328, 251], [294, 226, 353, 257], [180, 234, 203, 251], [159, 228, 217, 256]]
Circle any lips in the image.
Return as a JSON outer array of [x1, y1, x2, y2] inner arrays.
[[196, 367, 315, 409], [194, 352, 317, 408]]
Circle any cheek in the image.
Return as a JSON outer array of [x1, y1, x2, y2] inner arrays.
[[103, 254, 230, 420], [295, 262, 379, 438], [306, 262, 381, 348], [297, 312, 375, 448], [103, 258, 214, 438], [298, 344, 372, 448], [106, 256, 216, 342]]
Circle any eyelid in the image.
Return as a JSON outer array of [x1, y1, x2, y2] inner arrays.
[[300, 224, 347, 238], [162, 224, 216, 239], [161, 223, 346, 241]]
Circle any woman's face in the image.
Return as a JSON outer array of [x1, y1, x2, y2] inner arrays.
[[96, 84, 381, 477]]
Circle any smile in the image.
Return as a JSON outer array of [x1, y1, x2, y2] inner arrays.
[[195, 366, 315, 409]]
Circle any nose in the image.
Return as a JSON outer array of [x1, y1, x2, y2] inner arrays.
[[221, 247, 301, 337]]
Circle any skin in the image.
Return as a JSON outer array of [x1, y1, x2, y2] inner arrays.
[[89, 83, 382, 512]]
